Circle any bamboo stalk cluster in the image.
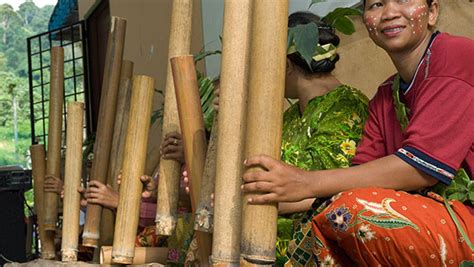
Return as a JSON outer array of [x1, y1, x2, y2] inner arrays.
[[29, 0, 288, 265]]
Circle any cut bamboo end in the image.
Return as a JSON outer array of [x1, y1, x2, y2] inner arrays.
[[61, 249, 77, 262], [41, 251, 56, 260], [102, 246, 168, 265], [155, 214, 177, 236], [82, 236, 99, 248], [211, 259, 240, 267], [240, 257, 274, 266], [112, 255, 133, 265], [194, 205, 213, 232]]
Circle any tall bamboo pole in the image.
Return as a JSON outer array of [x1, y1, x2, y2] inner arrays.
[[194, 117, 218, 233], [30, 144, 56, 259], [100, 60, 134, 246], [155, 0, 193, 236], [240, 0, 288, 265], [43, 46, 64, 232], [171, 55, 213, 266], [112, 75, 155, 264], [211, 0, 252, 265], [61, 102, 84, 262], [82, 16, 127, 248]]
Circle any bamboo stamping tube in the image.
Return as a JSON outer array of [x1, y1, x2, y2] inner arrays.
[[155, 0, 193, 236], [82, 16, 127, 248], [30, 145, 56, 259], [211, 0, 252, 265], [194, 117, 218, 233], [61, 102, 84, 262], [101, 246, 168, 265], [43, 46, 64, 231], [240, 0, 288, 265], [100, 60, 134, 246], [171, 55, 213, 265], [112, 75, 155, 264]]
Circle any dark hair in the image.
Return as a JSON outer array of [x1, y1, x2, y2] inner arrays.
[[363, 0, 433, 8], [288, 11, 340, 74]]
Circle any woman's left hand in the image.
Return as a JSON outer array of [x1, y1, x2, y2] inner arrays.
[[160, 131, 184, 163], [242, 154, 313, 204]]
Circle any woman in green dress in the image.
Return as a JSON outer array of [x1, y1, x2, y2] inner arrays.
[[277, 11, 369, 266]]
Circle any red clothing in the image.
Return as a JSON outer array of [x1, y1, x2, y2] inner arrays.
[[353, 33, 474, 184]]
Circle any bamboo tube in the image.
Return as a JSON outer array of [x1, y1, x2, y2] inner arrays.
[[155, 0, 193, 236], [43, 46, 64, 231], [30, 144, 56, 259], [101, 246, 168, 265], [61, 102, 84, 262], [194, 117, 217, 233], [240, 0, 288, 265], [211, 0, 252, 265], [82, 16, 127, 248], [100, 60, 134, 246], [171, 55, 213, 266], [112, 75, 155, 264]]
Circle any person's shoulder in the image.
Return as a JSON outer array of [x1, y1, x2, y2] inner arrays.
[[336, 84, 370, 104], [430, 32, 474, 86]]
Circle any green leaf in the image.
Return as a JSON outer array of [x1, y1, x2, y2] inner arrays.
[[308, 0, 328, 8], [193, 49, 221, 63], [288, 22, 319, 68], [334, 16, 356, 35], [459, 261, 474, 267], [277, 218, 293, 240], [323, 7, 362, 26], [360, 215, 419, 230]]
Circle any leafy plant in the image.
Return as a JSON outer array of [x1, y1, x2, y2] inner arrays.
[[150, 49, 219, 131], [288, 5, 362, 68]]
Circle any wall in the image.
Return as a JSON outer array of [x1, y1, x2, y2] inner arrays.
[[79, 0, 205, 170]]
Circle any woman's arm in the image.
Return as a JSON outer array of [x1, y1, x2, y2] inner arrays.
[[242, 154, 438, 204], [278, 199, 315, 214]]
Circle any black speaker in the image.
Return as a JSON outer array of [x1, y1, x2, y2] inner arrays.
[[0, 190, 26, 266]]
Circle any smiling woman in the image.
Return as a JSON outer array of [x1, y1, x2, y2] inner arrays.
[[242, 0, 474, 265]]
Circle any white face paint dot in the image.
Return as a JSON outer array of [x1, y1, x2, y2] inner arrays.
[[422, 205, 427, 209], [440, 219, 446, 224], [430, 254, 436, 259], [402, 206, 407, 210], [385, 237, 391, 242], [372, 192, 378, 195], [409, 245, 414, 250], [449, 259, 454, 264], [396, 193, 401, 197]]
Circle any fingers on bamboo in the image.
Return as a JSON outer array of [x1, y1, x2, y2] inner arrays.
[[30, 144, 56, 259], [155, 0, 193, 237], [240, 0, 289, 264], [83, 16, 127, 248], [112, 75, 155, 264], [61, 102, 84, 262]]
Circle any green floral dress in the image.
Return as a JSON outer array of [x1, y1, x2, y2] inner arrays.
[[276, 85, 369, 266]]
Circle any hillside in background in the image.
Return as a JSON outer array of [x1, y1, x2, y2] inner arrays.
[[0, 1, 53, 167]]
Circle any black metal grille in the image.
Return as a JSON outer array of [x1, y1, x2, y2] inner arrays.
[[27, 21, 90, 147]]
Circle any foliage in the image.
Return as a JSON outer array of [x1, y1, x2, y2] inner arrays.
[[288, 5, 362, 67], [0, 1, 53, 168], [151, 49, 218, 132]]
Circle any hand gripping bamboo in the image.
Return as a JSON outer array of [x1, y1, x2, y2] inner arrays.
[[211, 0, 252, 265], [155, 0, 193, 236], [240, 0, 288, 265], [100, 60, 134, 246], [111, 75, 155, 264], [43, 46, 64, 232], [194, 117, 218, 233], [171, 55, 213, 265], [30, 144, 56, 259], [82, 16, 127, 248], [61, 102, 84, 262]]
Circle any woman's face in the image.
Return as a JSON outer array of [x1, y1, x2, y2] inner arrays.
[[363, 0, 438, 53]]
